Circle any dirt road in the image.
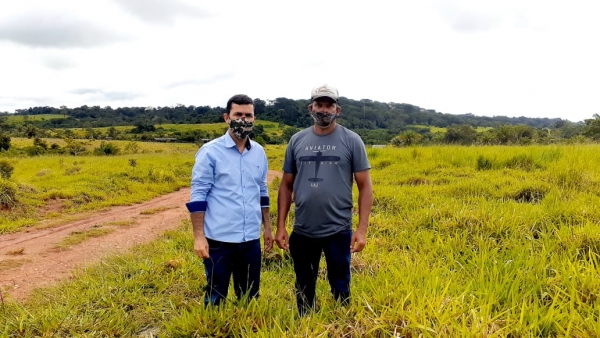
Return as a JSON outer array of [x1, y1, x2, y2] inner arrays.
[[0, 170, 282, 302]]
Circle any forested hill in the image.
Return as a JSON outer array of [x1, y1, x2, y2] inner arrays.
[[11, 97, 567, 131]]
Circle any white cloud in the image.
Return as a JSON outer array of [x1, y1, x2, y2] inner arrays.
[[113, 0, 210, 24], [0, 0, 598, 121], [0, 12, 126, 48]]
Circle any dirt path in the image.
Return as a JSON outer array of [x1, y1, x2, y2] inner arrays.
[[0, 170, 282, 302]]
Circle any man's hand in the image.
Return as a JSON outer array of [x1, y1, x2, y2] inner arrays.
[[194, 235, 209, 259], [350, 228, 367, 253], [263, 227, 274, 252], [275, 228, 289, 250]]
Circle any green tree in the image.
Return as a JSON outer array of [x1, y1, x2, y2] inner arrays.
[[390, 131, 423, 147], [0, 160, 14, 179], [584, 114, 600, 140], [107, 126, 118, 139], [282, 127, 300, 143], [0, 133, 10, 151], [445, 125, 477, 145], [25, 124, 38, 138]]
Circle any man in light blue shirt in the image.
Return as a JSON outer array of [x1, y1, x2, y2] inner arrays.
[[187, 94, 273, 306]]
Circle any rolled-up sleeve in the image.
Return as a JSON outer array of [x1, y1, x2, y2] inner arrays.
[[259, 152, 269, 208]]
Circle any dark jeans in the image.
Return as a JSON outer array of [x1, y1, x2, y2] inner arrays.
[[289, 230, 352, 315], [203, 238, 261, 306]]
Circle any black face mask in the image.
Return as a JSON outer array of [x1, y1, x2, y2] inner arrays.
[[229, 118, 254, 139], [310, 111, 338, 128]]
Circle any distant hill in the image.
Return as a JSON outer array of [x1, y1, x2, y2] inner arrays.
[[7, 97, 570, 132]]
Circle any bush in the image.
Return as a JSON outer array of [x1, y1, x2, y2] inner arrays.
[[0, 179, 17, 208], [0, 133, 10, 151], [124, 141, 140, 154], [0, 160, 14, 179], [33, 138, 48, 150], [24, 146, 45, 156], [476, 155, 494, 171], [94, 142, 120, 155]]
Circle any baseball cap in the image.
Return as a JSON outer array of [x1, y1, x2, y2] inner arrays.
[[311, 84, 339, 103]]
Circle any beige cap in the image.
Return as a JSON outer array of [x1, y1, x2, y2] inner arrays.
[[311, 84, 339, 103]]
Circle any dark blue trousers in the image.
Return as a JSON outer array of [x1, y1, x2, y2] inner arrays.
[[289, 230, 352, 315], [203, 238, 261, 306]]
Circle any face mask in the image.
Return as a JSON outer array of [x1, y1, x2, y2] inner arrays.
[[310, 112, 338, 128], [229, 118, 254, 139]]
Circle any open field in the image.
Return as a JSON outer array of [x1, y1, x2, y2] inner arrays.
[[2, 144, 600, 336], [3, 114, 67, 122], [37, 120, 284, 139]]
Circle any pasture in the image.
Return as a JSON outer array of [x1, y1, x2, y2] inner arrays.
[[2, 144, 600, 337]]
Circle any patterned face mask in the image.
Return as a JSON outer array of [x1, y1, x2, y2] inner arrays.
[[310, 112, 338, 128], [229, 118, 254, 139]]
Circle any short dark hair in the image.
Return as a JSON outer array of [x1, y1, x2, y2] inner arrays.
[[226, 94, 254, 114]]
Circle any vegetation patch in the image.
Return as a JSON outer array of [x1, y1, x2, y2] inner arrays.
[[6, 248, 25, 256], [55, 227, 115, 249], [0, 258, 30, 272], [371, 159, 392, 170], [404, 177, 429, 186], [140, 206, 175, 215], [0, 180, 18, 208], [476, 155, 494, 170], [105, 220, 139, 227], [513, 187, 547, 203], [503, 153, 544, 171], [0, 160, 14, 179]]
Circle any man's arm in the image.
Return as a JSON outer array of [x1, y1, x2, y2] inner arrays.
[[188, 148, 213, 259], [190, 212, 209, 258], [275, 173, 294, 250], [262, 207, 273, 251], [259, 153, 273, 251], [351, 169, 373, 253]]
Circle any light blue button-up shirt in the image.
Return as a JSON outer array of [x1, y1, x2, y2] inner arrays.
[[190, 131, 269, 243]]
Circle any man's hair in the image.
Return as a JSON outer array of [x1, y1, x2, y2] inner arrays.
[[226, 94, 254, 114]]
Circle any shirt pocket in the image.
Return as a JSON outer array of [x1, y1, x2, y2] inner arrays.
[[248, 164, 263, 184]]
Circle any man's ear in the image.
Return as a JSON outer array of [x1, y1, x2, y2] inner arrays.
[[223, 113, 230, 124], [307, 102, 314, 112], [336, 105, 342, 114]]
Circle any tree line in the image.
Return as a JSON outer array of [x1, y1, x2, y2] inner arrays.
[[1, 97, 599, 146]]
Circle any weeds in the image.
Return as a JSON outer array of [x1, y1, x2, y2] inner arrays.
[[2, 144, 600, 335]]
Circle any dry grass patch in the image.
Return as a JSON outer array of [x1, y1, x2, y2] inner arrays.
[[6, 248, 25, 256], [140, 206, 175, 215], [0, 258, 31, 272], [104, 220, 139, 227], [55, 227, 115, 249]]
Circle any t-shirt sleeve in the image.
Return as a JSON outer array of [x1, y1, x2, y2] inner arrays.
[[351, 134, 371, 173], [282, 137, 296, 174]]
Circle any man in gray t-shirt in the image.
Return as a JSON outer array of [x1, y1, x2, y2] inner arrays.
[[276, 84, 373, 316]]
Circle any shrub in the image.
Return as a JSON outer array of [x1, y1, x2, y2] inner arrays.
[[476, 155, 494, 171], [0, 179, 17, 208], [504, 154, 542, 171], [24, 146, 45, 156], [124, 141, 140, 154], [0, 160, 14, 179], [33, 138, 48, 150], [0, 133, 10, 151], [94, 142, 120, 155]]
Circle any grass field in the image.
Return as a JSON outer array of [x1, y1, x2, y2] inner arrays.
[[3, 114, 67, 122], [2, 144, 600, 336], [41, 120, 284, 139]]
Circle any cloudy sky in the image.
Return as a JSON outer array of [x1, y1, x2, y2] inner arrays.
[[1, 0, 599, 122]]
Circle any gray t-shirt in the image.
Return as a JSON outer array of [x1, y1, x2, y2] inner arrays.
[[282, 125, 370, 237]]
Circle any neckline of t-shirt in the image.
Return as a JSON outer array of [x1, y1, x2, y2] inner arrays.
[[311, 124, 339, 137]]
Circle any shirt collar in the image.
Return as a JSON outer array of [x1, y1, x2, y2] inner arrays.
[[224, 131, 252, 150]]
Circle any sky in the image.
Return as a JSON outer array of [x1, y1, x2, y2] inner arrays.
[[0, 0, 599, 122]]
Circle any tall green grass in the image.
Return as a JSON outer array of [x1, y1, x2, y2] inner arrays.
[[0, 149, 196, 233], [2, 144, 600, 336]]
